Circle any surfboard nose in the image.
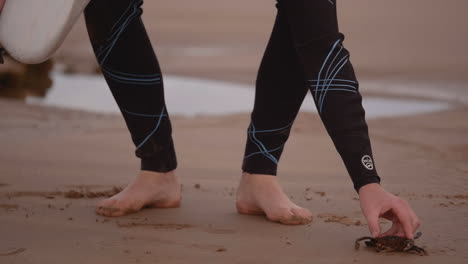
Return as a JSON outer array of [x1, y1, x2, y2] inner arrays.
[[0, 0, 90, 64]]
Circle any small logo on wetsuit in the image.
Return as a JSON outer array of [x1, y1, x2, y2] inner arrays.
[[361, 155, 374, 170]]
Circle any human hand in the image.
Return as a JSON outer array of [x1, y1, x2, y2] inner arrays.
[[358, 183, 420, 239]]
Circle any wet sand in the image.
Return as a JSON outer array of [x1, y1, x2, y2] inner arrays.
[[0, 98, 467, 263]]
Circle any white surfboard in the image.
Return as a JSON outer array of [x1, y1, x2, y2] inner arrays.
[[0, 0, 90, 64]]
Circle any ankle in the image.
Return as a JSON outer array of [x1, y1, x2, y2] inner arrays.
[[241, 172, 277, 184], [139, 170, 178, 183]]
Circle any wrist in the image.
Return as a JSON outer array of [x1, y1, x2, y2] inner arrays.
[[358, 182, 382, 196]]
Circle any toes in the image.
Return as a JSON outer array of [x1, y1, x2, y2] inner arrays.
[[266, 208, 292, 223], [96, 197, 116, 208], [267, 208, 307, 225], [96, 198, 117, 216], [97, 206, 124, 217], [267, 207, 312, 225], [96, 199, 140, 217], [291, 207, 313, 224]]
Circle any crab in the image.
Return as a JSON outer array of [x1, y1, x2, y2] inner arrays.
[[355, 231, 427, 255]]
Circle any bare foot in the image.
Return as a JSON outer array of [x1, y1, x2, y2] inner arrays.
[[236, 173, 312, 225], [96, 170, 181, 217]]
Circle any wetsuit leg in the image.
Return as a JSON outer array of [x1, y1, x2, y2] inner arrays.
[[241, 2, 309, 176], [84, 0, 177, 172], [243, 0, 381, 192]]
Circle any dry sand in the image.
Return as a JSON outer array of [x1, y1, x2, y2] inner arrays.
[[0, 97, 467, 263]]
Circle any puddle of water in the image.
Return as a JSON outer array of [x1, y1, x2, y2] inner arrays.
[[26, 72, 452, 118]]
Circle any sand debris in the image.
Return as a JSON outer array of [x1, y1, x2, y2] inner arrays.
[[2, 191, 62, 199], [64, 190, 84, 198], [304, 188, 327, 201], [317, 213, 364, 226], [64, 186, 122, 199], [315, 191, 326, 197], [0, 204, 19, 210], [0, 248, 26, 256]]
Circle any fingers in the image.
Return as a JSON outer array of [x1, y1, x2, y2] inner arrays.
[[407, 206, 421, 231], [366, 212, 381, 238], [392, 199, 419, 239], [359, 186, 421, 239], [378, 199, 421, 239]]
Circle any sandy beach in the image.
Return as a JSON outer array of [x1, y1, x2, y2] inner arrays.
[[1, 97, 467, 263], [1, 0, 468, 263]]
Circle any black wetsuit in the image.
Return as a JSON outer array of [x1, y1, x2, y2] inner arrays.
[[84, 0, 381, 192], [84, 0, 177, 172]]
